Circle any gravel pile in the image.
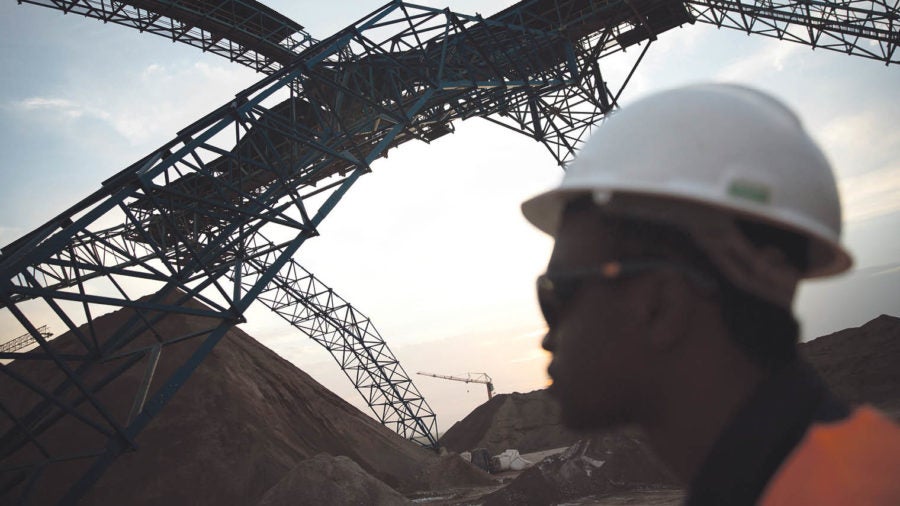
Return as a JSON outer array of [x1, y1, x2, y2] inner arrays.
[[1, 296, 491, 504], [440, 314, 900, 505], [801, 314, 900, 417]]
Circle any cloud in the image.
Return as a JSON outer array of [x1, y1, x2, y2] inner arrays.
[[716, 40, 804, 81], [873, 264, 900, 276], [508, 347, 550, 364], [102, 61, 258, 144], [19, 97, 77, 109], [818, 109, 900, 170], [849, 261, 900, 278], [11, 61, 259, 147], [16, 96, 112, 122], [141, 63, 164, 78], [839, 165, 900, 223]]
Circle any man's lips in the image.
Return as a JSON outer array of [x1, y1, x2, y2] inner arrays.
[[546, 363, 558, 394]]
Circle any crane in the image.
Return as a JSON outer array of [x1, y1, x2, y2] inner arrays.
[[0, 325, 52, 354], [418, 372, 495, 400]]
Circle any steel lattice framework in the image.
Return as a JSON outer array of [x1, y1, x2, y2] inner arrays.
[[687, 0, 898, 63], [1, 0, 898, 503], [17, 0, 316, 72]]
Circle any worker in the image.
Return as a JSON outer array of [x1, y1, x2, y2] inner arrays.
[[521, 83, 900, 504]]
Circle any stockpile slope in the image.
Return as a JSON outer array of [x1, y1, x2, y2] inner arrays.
[[439, 389, 676, 500], [483, 436, 677, 506], [801, 314, 900, 417], [256, 454, 412, 506], [440, 390, 579, 455], [1, 297, 489, 505], [442, 314, 900, 505]]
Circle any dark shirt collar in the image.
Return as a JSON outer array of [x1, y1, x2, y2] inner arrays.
[[685, 360, 849, 506]]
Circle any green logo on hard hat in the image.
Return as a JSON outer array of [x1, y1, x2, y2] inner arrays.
[[728, 180, 771, 204]]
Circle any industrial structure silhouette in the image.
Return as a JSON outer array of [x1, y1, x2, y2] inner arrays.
[[1, 0, 897, 503]]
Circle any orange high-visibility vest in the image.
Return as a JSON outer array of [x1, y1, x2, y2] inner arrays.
[[760, 406, 900, 505]]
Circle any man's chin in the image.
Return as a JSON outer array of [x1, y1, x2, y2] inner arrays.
[[559, 403, 627, 432], [561, 411, 600, 431], [546, 383, 627, 430], [546, 381, 559, 397]]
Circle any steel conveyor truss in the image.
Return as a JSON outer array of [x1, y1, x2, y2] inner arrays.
[[2, 0, 897, 503], [16, 0, 316, 72], [686, 0, 898, 63], [253, 253, 437, 444], [0, 1, 659, 502]]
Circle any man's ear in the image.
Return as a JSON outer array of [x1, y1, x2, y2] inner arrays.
[[644, 271, 694, 352]]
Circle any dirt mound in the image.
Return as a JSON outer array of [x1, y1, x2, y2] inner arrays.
[[414, 453, 494, 491], [438, 314, 900, 504], [439, 389, 674, 494], [483, 434, 676, 506], [440, 390, 579, 455], [1, 297, 489, 505], [256, 453, 411, 506], [442, 315, 900, 459], [800, 314, 900, 417]]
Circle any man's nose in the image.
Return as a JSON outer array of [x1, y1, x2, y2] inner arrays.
[[541, 330, 555, 352]]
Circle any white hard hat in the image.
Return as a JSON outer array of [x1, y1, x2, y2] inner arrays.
[[522, 83, 852, 306]]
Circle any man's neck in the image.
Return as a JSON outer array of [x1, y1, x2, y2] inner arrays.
[[641, 338, 768, 483]]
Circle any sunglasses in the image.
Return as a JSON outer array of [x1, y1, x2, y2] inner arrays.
[[536, 259, 716, 327]]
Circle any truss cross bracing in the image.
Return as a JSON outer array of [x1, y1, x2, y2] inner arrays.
[[17, 0, 317, 73], [686, 0, 899, 63], [1, 0, 898, 503]]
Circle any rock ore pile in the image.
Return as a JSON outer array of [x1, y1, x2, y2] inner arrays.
[[439, 314, 900, 505], [0, 299, 490, 505], [2, 300, 897, 505], [800, 314, 900, 418]]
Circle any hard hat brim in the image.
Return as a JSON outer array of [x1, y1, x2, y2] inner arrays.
[[521, 187, 588, 237], [521, 186, 853, 279]]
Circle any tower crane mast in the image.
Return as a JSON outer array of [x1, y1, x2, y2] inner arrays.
[[417, 372, 495, 400]]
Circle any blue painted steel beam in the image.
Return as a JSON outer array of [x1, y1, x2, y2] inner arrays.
[[2, 0, 897, 503], [17, 0, 316, 73]]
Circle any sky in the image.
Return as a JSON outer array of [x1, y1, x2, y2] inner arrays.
[[0, 0, 898, 432]]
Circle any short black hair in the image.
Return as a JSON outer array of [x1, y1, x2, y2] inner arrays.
[[564, 196, 802, 370]]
